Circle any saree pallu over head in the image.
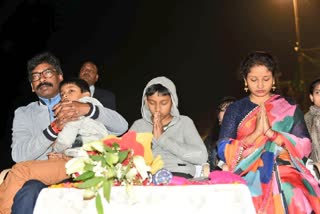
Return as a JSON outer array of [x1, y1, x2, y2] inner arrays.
[[218, 95, 320, 214]]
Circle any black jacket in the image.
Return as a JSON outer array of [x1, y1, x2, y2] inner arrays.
[[93, 87, 116, 111]]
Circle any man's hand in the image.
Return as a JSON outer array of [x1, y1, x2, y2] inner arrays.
[[47, 152, 71, 161], [53, 100, 90, 126]]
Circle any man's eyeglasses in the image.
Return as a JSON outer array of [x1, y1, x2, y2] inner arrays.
[[30, 69, 56, 82]]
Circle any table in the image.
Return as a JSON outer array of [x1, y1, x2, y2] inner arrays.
[[33, 184, 255, 214]]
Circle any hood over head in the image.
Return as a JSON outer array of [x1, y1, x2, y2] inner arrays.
[[141, 76, 180, 123]]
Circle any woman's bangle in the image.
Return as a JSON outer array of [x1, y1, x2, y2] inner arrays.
[[236, 146, 244, 164], [269, 130, 278, 141]]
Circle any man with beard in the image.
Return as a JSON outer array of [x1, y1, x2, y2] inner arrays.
[[7, 52, 128, 214], [79, 60, 116, 110]]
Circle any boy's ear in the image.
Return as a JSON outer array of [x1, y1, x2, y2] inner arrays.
[[83, 91, 91, 97]]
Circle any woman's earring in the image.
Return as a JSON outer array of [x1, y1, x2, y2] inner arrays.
[[272, 81, 276, 92], [244, 81, 248, 92]]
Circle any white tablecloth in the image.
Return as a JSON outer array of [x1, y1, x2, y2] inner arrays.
[[33, 184, 255, 214]]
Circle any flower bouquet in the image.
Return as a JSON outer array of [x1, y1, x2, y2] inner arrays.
[[65, 131, 163, 214]]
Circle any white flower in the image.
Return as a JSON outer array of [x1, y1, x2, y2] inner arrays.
[[83, 189, 96, 200], [92, 161, 106, 177], [126, 168, 138, 182], [115, 163, 123, 179], [133, 156, 151, 180], [65, 157, 91, 175], [82, 140, 104, 153]]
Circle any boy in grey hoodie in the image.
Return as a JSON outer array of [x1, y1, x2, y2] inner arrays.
[[129, 76, 208, 178]]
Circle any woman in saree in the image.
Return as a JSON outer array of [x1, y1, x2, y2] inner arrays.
[[217, 51, 320, 214]]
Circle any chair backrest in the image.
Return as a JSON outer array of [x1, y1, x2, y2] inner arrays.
[[0, 168, 11, 184], [306, 159, 320, 183]]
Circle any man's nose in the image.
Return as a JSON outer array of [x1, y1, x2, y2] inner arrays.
[[39, 73, 47, 82]]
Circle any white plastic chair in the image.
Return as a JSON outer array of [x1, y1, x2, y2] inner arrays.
[[194, 163, 210, 178], [306, 159, 320, 183], [0, 168, 11, 185]]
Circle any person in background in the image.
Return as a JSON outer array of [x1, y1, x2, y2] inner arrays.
[[8, 52, 128, 214], [129, 76, 208, 179], [304, 78, 320, 180], [217, 51, 320, 213], [204, 96, 236, 171], [79, 60, 116, 111]]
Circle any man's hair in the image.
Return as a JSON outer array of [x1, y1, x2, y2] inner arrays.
[[27, 51, 63, 82], [79, 60, 99, 72], [59, 78, 90, 94], [145, 84, 170, 97]]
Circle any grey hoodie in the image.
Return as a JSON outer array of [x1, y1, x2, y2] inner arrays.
[[130, 76, 208, 177]]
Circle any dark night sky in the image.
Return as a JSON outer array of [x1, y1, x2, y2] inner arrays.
[[1, 0, 320, 170]]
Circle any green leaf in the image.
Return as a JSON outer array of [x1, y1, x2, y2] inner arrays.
[[74, 171, 95, 181], [95, 193, 104, 214], [100, 158, 107, 167], [118, 150, 129, 163], [103, 179, 113, 203], [77, 177, 104, 189], [112, 142, 120, 150], [93, 156, 107, 167], [90, 155, 105, 162], [83, 163, 94, 171], [104, 146, 115, 153], [105, 153, 119, 165]]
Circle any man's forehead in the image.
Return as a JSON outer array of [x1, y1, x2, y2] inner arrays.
[[82, 63, 97, 70], [33, 63, 53, 72]]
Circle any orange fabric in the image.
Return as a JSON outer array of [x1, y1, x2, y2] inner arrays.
[[0, 159, 69, 214], [273, 194, 285, 214]]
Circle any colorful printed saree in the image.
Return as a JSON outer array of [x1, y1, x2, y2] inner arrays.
[[217, 95, 320, 214]]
